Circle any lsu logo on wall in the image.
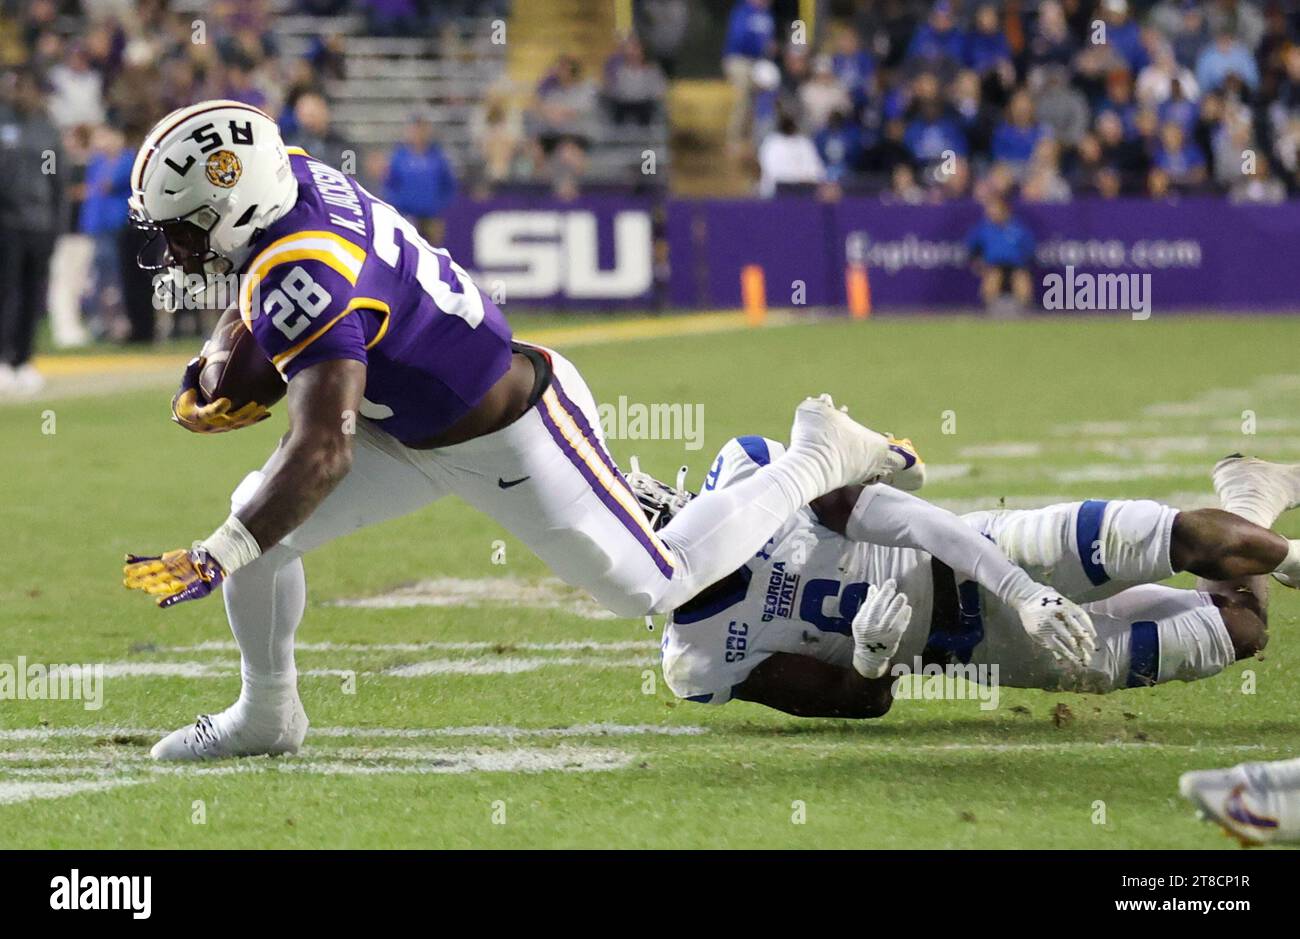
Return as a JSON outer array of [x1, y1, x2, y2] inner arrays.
[[471, 210, 652, 301]]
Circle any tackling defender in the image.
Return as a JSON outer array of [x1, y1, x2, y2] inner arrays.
[[119, 101, 920, 760], [640, 442, 1300, 716]]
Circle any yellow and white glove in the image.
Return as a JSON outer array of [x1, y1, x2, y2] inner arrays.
[[851, 579, 913, 678], [171, 356, 270, 434], [123, 548, 226, 608], [124, 517, 261, 608]]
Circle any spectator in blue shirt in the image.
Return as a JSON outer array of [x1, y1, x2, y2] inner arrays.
[[79, 125, 133, 335], [384, 111, 457, 246], [722, 0, 775, 149], [991, 90, 1047, 169], [1096, 69, 1141, 139], [967, 197, 1036, 309], [904, 2, 965, 76], [965, 3, 1013, 81], [904, 113, 968, 163], [815, 110, 864, 183], [1195, 29, 1260, 92], [723, 0, 774, 60], [1157, 77, 1198, 134], [828, 25, 876, 111], [1151, 121, 1207, 191], [1099, 0, 1149, 73], [1026, 0, 1076, 70], [903, 75, 969, 167]]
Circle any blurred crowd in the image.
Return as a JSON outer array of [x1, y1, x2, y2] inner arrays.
[[0, 0, 488, 378], [502, 35, 670, 198], [730, 0, 1300, 204]]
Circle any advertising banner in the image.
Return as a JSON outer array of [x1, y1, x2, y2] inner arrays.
[[449, 195, 1300, 311]]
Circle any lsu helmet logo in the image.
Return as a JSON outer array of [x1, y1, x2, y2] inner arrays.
[[204, 149, 242, 188]]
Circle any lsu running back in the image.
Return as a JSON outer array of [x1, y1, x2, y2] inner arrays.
[[122, 101, 919, 760]]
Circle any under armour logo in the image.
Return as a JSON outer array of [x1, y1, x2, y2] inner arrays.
[[1041, 596, 1064, 607], [864, 641, 888, 653]]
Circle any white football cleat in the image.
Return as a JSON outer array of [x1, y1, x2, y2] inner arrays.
[[881, 436, 926, 491], [1211, 455, 1300, 588], [1212, 454, 1300, 528], [151, 700, 308, 761], [787, 394, 895, 495], [1179, 759, 1300, 846]]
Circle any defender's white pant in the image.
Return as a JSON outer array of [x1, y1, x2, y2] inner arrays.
[[962, 500, 1233, 692], [971, 584, 1234, 693], [962, 499, 1179, 604]]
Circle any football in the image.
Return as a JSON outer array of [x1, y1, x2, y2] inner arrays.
[[198, 305, 286, 410]]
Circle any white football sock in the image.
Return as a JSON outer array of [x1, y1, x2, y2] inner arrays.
[[221, 543, 305, 721], [1218, 493, 1281, 529], [1273, 539, 1300, 583], [1249, 756, 1300, 788], [1212, 459, 1298, 529], [654, 464, 805, 612]]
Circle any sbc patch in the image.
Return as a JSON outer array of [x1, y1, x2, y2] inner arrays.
[[205, 149, 243, 188]]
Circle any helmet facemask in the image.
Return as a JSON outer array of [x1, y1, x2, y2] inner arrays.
[[625, 458, 696, 531], [129, 100, 300, 312]]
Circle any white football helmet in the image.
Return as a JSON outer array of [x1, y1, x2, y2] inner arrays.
[[129, 100, 298, 289]]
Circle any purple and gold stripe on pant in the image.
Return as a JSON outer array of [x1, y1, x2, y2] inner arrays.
[[537, 376, 676, 579]]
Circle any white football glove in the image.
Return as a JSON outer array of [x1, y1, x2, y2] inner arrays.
[[1016, 586, 1097, 668], [851, 578, 912, 678]]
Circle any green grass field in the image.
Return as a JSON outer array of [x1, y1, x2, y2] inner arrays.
[[2, 314, 1299, 849]]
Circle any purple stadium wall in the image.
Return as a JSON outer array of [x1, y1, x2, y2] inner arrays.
[[441, 195, 1300, 312]]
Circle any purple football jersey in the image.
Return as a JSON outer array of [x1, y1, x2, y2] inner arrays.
[[238, 149, 513, 444]]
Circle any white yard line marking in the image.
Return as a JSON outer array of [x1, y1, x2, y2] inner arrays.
[[305, 723, 707, 739], [1050, 463, 1197, 484], [782, 741, 1289, 755], [325, 577, 619, 619], [99, 662, 232, 678], [922, 464, 972, 482], [931, 492, 1220, 514], [0, 779, 142, 805], [0, 747, 636, 803], [40, 656, 658, 681], [957, 442, 1043, 459], [1064, 417, 1300, 436], [159, 639, 659, 654], [0, 723, 706, 742], [382, 656, 653, 677]]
